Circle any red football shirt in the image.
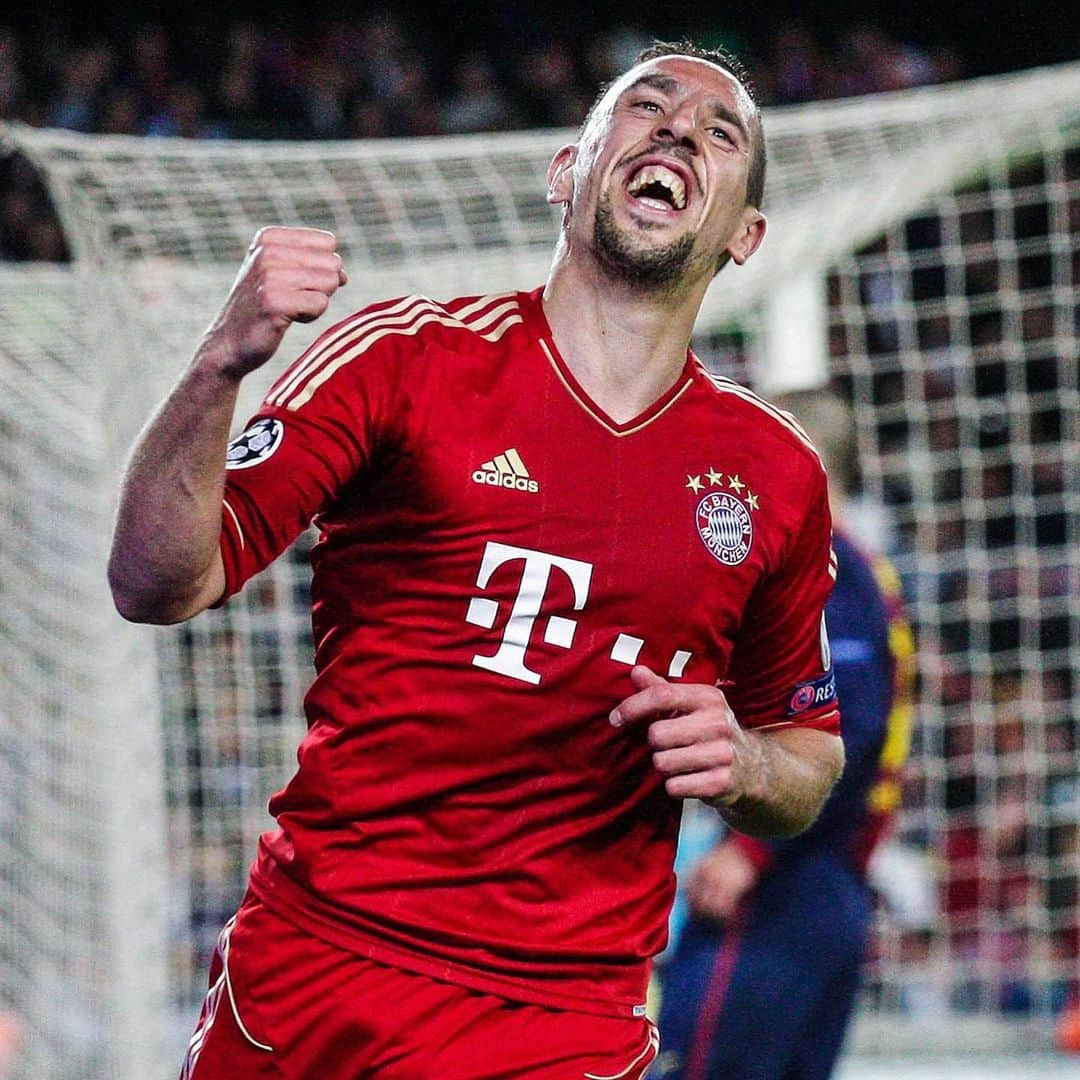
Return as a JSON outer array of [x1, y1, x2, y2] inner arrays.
[[219, 287, 840, 1018]]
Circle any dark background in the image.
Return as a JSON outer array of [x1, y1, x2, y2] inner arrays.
[[3, 1, 1076, 81]]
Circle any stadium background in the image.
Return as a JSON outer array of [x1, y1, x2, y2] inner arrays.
[[2, 2, 1076, 262], [0, 3, 1076, 1079]]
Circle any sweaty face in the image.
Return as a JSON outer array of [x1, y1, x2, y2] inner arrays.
[[573, 57, 760, 287]]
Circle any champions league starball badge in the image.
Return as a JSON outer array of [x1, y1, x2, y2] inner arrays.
[[225, 417, 284, 469], [696, 490, 753, 566]]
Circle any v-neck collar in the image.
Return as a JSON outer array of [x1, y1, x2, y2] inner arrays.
[[520, 287, 696, 438]]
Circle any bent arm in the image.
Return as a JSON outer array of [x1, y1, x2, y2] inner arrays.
[[107, 350, 239, 624], [108, 226, 345, 624], [715, 725, 844, 838]]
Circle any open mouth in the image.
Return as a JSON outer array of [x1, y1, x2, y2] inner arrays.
[[626, 163, 688, 211]]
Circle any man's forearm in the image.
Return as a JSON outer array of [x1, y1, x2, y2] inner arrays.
[[108, 347, 240, 624], [108, 227, 346, 625], [716, 727, 844, 838]]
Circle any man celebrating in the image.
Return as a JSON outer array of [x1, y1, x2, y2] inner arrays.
[[110, 41, 844, 1079]]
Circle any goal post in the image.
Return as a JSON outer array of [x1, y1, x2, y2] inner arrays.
[[0, 266, 171, 1079], [0, 60, 1077, 1078]]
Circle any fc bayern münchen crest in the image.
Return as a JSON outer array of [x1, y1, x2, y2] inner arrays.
[[226, 417, 284, 470], [696, 491, 753, 565]]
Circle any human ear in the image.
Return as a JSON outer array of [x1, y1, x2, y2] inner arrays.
[[726, 209, 767, 266], [546, 145, 578, 205]]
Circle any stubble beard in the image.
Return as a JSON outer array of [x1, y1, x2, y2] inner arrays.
[[592, 191, 698, 288]]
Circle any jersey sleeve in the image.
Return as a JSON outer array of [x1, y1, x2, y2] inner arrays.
[[217, 307, 406, 601], [854, 552, 916, 869], [725, 465, 840, 735]]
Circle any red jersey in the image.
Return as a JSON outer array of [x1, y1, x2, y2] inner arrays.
[[219, 287, 839, 1018]]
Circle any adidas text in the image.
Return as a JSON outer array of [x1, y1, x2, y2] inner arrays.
[[472, 470, 539, 493]]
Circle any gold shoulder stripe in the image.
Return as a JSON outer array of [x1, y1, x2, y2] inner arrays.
[[483, 311, 525, 343], [274, 302, 446, 408], [700, 370, 823, 462], [273, 295, 521, 411], [266, 294, 430, 406], [448, 290, 519, 321], [284, 305, 522, 411]]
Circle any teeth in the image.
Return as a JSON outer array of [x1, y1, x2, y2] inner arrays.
[[628, 165, 687, 210]]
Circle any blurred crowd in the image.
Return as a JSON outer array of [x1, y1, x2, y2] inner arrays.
[[0, 11, 968, 262]]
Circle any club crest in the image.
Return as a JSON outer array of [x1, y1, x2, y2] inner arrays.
[[696, 491, 753, 566], [226, 417, 284, 470]]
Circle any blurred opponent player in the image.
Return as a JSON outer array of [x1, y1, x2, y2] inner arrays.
[[652, 388, 914, 1080], [109, 41, 846, 1079]]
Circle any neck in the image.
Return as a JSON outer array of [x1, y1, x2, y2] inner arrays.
[[541, 254, 711, 425]]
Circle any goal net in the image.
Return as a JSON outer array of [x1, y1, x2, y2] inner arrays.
[[0, 60, 1077, 1077]]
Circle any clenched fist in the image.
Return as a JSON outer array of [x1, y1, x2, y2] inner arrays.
[[202, 226, 347, 379]]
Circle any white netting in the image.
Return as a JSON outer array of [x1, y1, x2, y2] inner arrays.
[[0, 60, 1077, 1077], [6, 62, 1078, 334], [0, 266, 170, 1079], [828, 144, 1079, 1039]]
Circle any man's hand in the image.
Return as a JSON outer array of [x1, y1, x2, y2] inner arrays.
[[609, 666, 762, 805], [610, 665, 844, 837], [203, 226, 348, 379], [686, 841, 760, 923]]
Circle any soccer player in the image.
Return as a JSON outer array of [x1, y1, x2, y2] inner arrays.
[[652, 389, 914, 1080], [109, 41, 845, 1079]]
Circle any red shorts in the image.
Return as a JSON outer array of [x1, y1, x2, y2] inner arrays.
[[181, 893, 659, 1079]]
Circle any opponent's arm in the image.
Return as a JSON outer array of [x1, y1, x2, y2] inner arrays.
[[685, 839, 762, 922], [611, 665, 844, 838], [108, 227, 346, 625]]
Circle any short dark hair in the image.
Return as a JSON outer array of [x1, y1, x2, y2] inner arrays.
[[582, 39, 767, 211]]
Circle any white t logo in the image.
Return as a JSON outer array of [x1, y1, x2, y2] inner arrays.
[[466, 542, 593, 685]]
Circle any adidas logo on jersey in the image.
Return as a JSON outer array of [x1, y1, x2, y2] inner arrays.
[[472, 448, 539, 493]]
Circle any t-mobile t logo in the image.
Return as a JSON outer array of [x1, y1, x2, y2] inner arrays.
[[466, 542, 593, 685]]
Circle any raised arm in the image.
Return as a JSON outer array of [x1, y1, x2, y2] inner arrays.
[[107, 227, 346, 624], [611, 665, 844, 837]]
